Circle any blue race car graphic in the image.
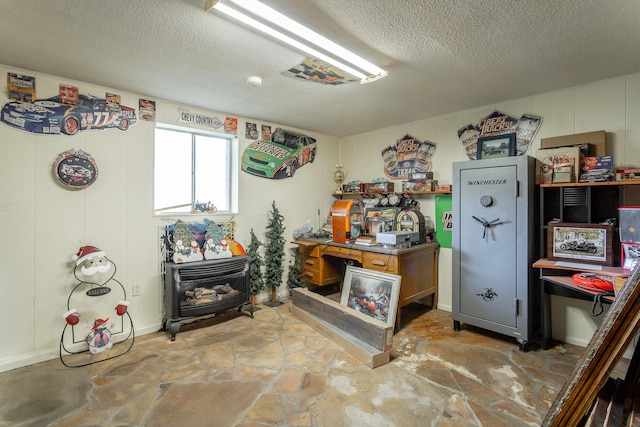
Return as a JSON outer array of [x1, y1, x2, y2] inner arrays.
[[1, 94, 137, 135]]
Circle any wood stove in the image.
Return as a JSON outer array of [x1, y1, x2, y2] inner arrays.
[[162, 255, 253, 341]]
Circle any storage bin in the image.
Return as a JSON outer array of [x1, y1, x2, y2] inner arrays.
[[618, 206, 640, 243]]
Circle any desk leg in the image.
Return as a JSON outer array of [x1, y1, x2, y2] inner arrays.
[[542, 281, 551, 350]]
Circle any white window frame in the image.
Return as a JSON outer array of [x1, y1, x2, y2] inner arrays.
[[153, 123, 238, 216]]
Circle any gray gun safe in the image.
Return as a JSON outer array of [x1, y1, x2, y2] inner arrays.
[[452, 155, 538, 351]]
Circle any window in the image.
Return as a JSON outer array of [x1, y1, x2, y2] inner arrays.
[[154, 124, 237, 215]]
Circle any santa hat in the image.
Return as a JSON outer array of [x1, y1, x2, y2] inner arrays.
[[72, 245, 105, 265]]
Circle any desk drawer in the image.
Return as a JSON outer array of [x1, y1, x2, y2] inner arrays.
[[322, 245, 363, 263], [302, 268, 320, 284], [300, 255, 319, 284], [299, 245, 342, 286], [303, 257, 320, 270], [363, 252, 398, 273]]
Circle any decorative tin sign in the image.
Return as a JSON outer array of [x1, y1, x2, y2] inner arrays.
[[457, 110, 542, 160], [381, 134, 436, 179]]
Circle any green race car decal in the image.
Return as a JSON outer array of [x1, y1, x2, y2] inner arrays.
[[241, 128, 317, 179]]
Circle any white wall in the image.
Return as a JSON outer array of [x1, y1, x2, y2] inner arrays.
[[2, 63, 638, 372], [0, 64, 339, 372], [339, 72, 640, 349]]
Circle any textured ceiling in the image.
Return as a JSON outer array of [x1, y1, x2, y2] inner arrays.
[[1, 0, 639, 137]]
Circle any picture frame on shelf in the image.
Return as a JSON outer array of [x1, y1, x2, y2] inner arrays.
[[552, 165, 574, 184], [547, 222, 614, 266], [340, 265, 401, 327], [621, 242, 640, 273], [476, 133, 516, 160]]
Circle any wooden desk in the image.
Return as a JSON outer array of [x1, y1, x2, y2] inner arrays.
[[533, 258, 627, 349], [294, 239, 439, 329]]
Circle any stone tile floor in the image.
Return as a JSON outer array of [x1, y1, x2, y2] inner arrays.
[[0, 297, 628, 427]]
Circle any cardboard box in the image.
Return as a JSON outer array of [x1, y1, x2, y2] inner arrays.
[[403, 180, 432, 192], [579, 155, 614, 182], [343, 181, 361, 193], [364, 182, 394, 193], [540, 130, 606, 157], [616, 168, 640, 181], [408, 172, 432, 182], [581, 156, 613, 172], [535, 146, 581, 184]]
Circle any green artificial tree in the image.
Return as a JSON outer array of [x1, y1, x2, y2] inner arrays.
[[264, 201, 285, 305], [287, 246, 305, 289], [247, 228, 264, 308]]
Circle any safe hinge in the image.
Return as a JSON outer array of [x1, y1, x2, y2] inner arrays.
[[514, 298, 521, 316]]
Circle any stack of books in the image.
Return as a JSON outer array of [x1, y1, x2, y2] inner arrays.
[[354, 236, 379, 246]]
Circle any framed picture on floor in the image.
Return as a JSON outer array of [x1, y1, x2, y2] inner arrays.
[[340, 265, 401, 327]]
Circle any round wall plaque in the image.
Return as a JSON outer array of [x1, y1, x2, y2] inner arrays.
[[54, 149, 98, 190]]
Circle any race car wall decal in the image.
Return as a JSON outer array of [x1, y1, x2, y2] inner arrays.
[[1, 93, 137, 135], [241, 127, 317, 179]]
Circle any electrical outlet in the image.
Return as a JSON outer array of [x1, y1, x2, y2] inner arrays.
[[132, 283, 142, 297]]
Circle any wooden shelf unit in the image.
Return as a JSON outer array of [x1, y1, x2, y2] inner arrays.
[[333, 189, 451, 198], [536, 180, 640, 350], [539, 180, 640, 266], [534, 258, 627, 303], [539, 180, 640, 188]]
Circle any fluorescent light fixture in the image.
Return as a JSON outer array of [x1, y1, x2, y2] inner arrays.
[[205, 0, 387, 83]]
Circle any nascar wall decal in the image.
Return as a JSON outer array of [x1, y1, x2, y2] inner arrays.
[[241, 127, 317, 179], [1, 93, 137, 135]]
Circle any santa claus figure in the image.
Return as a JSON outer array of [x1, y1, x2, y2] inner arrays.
[[72, 245, 111, 276]]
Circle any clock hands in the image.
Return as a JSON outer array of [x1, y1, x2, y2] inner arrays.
[[472, 216, 503, 238]]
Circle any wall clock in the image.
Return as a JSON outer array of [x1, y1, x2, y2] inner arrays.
[[54, 149, 98, 190]]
